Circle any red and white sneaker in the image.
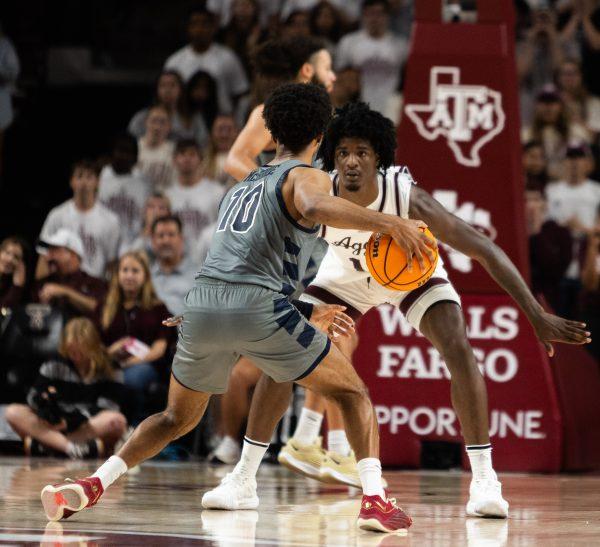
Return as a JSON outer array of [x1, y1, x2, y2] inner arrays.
[[41, 477, 104, 521], [357, 494, 413, 534]]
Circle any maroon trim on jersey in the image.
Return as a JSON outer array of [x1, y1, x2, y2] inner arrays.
[[377, 171, 387, 212], [399, 277, 449, 315], [304, 285, 363, 321], [393, 171, 401, 216], [333, 174, 339, 196], [321, 225, 327, 238]]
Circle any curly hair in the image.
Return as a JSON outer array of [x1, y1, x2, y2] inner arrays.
[[317, 102, 397, 172], [263, 83, 332, 154]]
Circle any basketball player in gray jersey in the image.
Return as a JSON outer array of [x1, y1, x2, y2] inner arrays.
[[41, 84, 434, 534]]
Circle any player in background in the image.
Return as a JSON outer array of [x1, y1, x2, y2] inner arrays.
[[41, 84, 435, 534], [224, 35, 336, 180], [203, 102, 591, 518]]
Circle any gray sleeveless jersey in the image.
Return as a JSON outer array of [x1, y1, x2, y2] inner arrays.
[[199, 160, 321, 296]]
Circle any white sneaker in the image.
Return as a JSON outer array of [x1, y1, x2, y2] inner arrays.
[[208, 437, 241, 464], [201, 472, 259, 510], [466, 478, 509, 518]]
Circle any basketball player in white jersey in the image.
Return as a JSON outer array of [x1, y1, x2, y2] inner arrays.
[[203, 102, 591, 518]]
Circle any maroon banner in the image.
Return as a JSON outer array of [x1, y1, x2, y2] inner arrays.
[[396, 0, 527, 293], [354, 295, 563, 472]]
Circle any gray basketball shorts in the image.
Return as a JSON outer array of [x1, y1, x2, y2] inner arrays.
[[171, 277, 331, 394]]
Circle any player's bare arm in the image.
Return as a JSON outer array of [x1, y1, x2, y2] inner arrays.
[[287, 167, 436, 269], [409, 186, 591, 355], [224, 105, 275, 181]]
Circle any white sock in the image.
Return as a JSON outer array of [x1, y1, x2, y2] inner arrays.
[[92, 455, 128, 489], [217, 435, 240, 456], [466, 444, 496, 481], [293, 408, 323, 445], [233, 437, 269, 478], [328, 429, 351, 456], [357, 457, 385, 498]]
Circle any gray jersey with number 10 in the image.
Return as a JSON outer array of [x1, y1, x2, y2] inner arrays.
[[199, 160, 322, 296]]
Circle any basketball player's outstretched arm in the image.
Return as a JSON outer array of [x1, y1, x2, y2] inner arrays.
[[409, 186, 591, 356], [224, 105, 274, 181], [291, 168, 436, 270]]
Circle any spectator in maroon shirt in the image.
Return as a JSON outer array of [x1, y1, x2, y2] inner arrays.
[[32, 229, 106, 319], [98, 251, 171, 421], [525, 188, 573, 311], [0, 236, 29, 310]]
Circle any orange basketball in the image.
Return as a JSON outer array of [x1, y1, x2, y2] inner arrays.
[[365, 227, 438, 291]]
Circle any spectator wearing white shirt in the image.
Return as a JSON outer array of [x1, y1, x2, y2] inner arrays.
[[150, 215, 197, 316], [165, 139, 224, 251], [98, 135, 150, 253], [546, 143, 600, 238], [545, 142, 600, 315], [128, 70, 209, 149], [38, 160, 120, 280], [164, 5, 249, 114], [335, 0, 408, 115], [137, 105, 176, 193]]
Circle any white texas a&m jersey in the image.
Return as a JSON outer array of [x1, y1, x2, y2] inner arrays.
[[320, 165, 416, 281], [304, 166, 459, 328]]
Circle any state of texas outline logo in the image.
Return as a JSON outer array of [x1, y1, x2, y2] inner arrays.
[[405, 67, 505, 168]]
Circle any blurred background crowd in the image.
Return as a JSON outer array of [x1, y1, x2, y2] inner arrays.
[[0, 0, 598, 461]]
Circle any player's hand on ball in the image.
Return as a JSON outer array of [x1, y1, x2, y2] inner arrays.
[[310, 304, 355, 340], [388, 218, 437, 272], [532, 311, 591, 356], [162, 315, 184, 327]]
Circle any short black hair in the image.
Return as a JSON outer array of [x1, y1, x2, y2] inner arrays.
[[252, 36, 326, 81], [71, 158, 101, 178], [522, 140, 543, 153], [151, 214, 183, 235], [188, 3, 216, 22], [263, 83, 332, 154], [362, 0, 391, 12], [112, 133, 138, 157], [317, 102, 396, 172], [174, 138, 201, 156]]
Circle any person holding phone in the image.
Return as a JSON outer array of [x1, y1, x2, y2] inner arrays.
[[0, 236, 28, 309]]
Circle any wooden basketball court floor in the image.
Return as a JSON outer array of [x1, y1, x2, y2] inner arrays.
[[0, 457, 599, 546]]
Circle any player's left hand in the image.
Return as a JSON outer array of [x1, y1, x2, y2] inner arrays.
[[311, 304, 355, 340], [532, 311, 591, 357]]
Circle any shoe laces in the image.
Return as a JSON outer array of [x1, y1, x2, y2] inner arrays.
[[221, 472, 253, 488], [473, 477, 501, 492]]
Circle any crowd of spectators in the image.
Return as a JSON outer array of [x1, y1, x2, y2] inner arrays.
[[0, 0, 598, 461]]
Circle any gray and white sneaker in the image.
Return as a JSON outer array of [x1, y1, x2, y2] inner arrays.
[[201, 472, 259, 510]]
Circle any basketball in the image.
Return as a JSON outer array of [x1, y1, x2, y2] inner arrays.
[[365, 227, 438, 291]]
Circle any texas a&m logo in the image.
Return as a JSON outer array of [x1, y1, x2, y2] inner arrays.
[[405, 67, 505, 168], [433, 189, 497, 273]]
